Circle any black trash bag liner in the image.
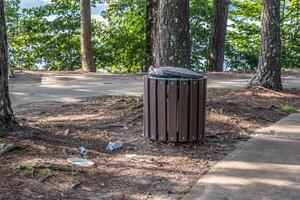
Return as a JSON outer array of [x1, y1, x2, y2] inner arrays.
[[149, 66, 203, 79]]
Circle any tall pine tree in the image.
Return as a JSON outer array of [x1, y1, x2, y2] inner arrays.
[[208, 0, 230, 72], [150, 0, 190, 68], [0, 0, 14, 130], [80, 0, 95, 72], [145, 0, 158, 71], [253, 0, 282, 90]]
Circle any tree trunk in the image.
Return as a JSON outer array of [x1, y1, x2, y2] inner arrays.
[[152, 0, 190, 68], [0, 0, 14, 129], [80, 0, 95, 72], [145, 0, 158, 71], [255, 0, 282, 90], [208, 0, 230, 72]]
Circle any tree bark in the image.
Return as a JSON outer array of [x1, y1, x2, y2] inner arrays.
[[0, 0, 14, 129], [145, 0, 158, 71], [255, 0, 282, 90], [208, 0, 230, 72], [152, 0, 190, 68], [80, 0, 95, 72]]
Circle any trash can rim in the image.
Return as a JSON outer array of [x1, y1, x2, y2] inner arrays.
[[144, 75, 207, 81]]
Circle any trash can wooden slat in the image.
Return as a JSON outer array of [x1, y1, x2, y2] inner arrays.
[[143, 78, 150, 138], [144, 76, 207, 143], [189, 80, 199, 142], [167, 80, 178, 142], [179, 80, 189, 142], [157, 79, 167, 141], [149, 79, 157, 140], [198, 79, 206, 141]]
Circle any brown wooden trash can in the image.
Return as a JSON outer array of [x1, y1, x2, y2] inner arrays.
[[143, 76, 207, 143]]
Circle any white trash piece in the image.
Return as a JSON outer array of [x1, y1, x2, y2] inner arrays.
[[106, 140, 123, 151], [67, 157, 94, 167], [78, 146, 87, 155]]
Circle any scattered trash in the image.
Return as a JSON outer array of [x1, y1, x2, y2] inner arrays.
[[67, 157, 94, 167], [64, 129, 70, 136], [106, 140, 123, 151], [149, 66, 203, 79], [62, 148, 67, 154], [125, 154, 137, 158], [126, 146, 137, 151], [78, 146, 87, 156]]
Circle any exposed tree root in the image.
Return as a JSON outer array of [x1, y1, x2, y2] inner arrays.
[[0, 143, 24, 157], [250, 85, 284, 95], [39, 174, 55, 183]]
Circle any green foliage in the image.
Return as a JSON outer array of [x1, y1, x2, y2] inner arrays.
[[6, 0, 81, 70], [281, 0, 300, 69], [226, 0, 261, 71], [281, 105, 297, 113], [5, 0, 145, 72], [190, 0, 212, 71], [4, 0, 300, 72], [227, 0, 300, 70], [94, 0, 145, 73]]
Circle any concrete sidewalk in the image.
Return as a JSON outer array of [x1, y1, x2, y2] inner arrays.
[[182, 112, 300, 200]]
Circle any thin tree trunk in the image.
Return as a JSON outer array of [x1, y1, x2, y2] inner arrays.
[[281, 0, 286, 65], [152, 0, 190, 68], [208, 0, 230, 72], [80, 0, 95, 72], [255, 0, 282, 90], [0, 0, 14, 129], [145, 0, 158, 71]]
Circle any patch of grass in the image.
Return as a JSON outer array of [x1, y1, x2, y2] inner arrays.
[[19, 163, 34, 171], [35, 167, 52, 174], [114, 101, 136, 111], [281, 105, 297, 113], [19, 162, 52, 174], [180, 187, 191, 195]]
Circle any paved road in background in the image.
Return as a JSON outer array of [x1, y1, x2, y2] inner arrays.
[[9, 71, 300, 106]]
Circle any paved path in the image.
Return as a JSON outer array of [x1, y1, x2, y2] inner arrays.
[[182, 111, 300, 200], [9, 71, 300, 106], [9, 72, 144, 106]]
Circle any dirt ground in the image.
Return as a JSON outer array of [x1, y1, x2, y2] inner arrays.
[[1, 87, 300, 200]]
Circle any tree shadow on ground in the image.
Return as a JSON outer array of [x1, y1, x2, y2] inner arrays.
[[2, 87, 300, 199]]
